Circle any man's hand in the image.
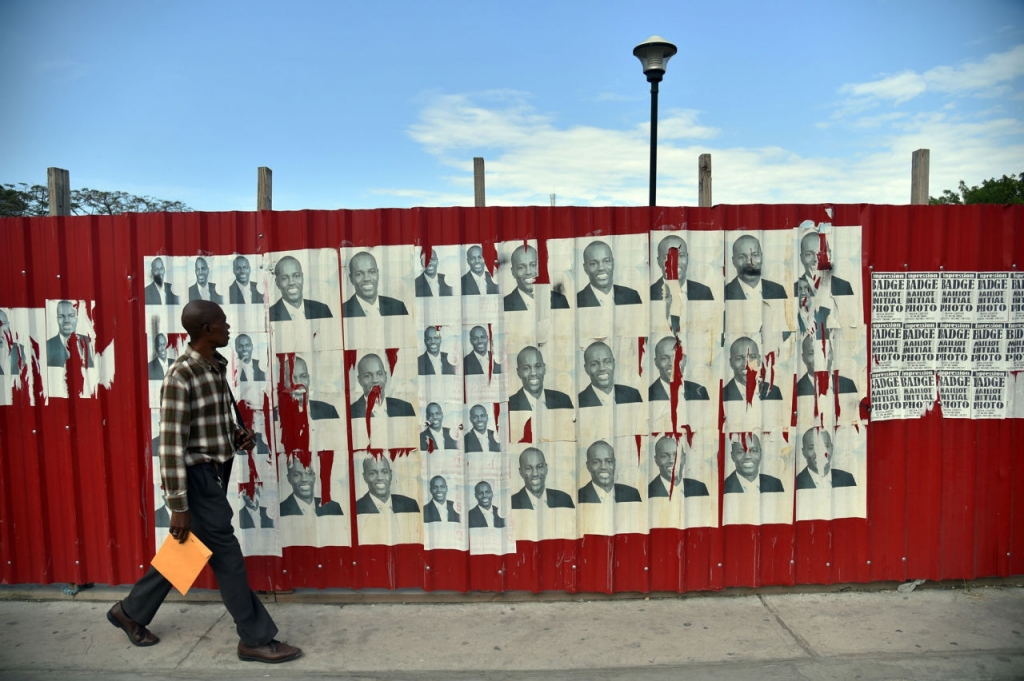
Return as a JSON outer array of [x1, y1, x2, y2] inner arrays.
[[169, 509, 191, 544], [235, 427, 256, 451]]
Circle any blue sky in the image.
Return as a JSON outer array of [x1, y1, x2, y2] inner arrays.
[[2, 0, 1022, 210]]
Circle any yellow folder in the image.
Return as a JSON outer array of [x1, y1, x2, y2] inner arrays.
[[151, 533, 213, 596]]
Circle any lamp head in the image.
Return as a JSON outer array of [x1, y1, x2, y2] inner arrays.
[[633, 35, 677, 83]]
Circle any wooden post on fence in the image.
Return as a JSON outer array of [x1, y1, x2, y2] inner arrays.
[[257, 167, 273, 211], [473, 157, 486, 207], [911, 149, 930, 205], [47, 167, 70, 216], [698, 154, 712, 207]]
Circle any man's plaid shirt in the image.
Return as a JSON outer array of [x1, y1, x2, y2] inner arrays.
[[160, 345, 238, 511]]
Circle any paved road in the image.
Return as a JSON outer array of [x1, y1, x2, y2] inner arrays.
[[1, 586, 1022, 680]]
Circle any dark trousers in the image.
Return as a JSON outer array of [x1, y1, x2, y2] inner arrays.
[[122, 461, 277, 647]]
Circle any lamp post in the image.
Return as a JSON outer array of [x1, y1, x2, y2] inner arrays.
[[633, 35, 677, 207]]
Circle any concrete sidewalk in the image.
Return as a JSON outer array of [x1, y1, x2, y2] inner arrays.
[[1, 585, 1022, 680]]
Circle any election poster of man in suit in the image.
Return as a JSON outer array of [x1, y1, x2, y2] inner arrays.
[[507, 442, 577, 543], [576, 437, 645, 537], [506, 342, 577, 444], [231, 436, 282, 557], [44, 298, 101, 399], [724, 230, 796, 337], [722, 430, 794, 527], [575, 337, 647, 443], [645, 431, 717, 531], [417, 324, 463, 404], [420, 451, 468, 552], [572, 234, 650, 341], [647, 330, 719, 434], [276, 450, 350, 549], [348, 349, 419, 451], [794, 223, 864, 334], [414, 245, 462, 327], [462, 323, 507, 405], [354, 450, 423, 547], [794, 424, 866, 521], [649, 230, 722, 338], [722, 332, 796, 434], [269, 249, 342, 353], [0, 307, 41, 406]]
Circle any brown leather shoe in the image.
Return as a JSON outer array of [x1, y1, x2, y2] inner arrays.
[[237, 639, 302, 663], [106, 602, 159, 646]]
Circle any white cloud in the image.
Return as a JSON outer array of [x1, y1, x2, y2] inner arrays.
[[839, 44, 1024, 106], [376, 77, 1023, 208]]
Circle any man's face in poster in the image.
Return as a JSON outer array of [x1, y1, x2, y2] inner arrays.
[[584, 342, 615, 391], [424, 327, 442, 357], [235, 334, 253, 363], [470, 326, 489, 355], [729, 337, 760, 384], [655, 436, 682, 482], [654, 336, 683, 384], [155, 334, 168, 361], [287, 458, 316, 503], [233, 256, 251, 286], [657, 236, 688, 283], [194, 258, 209, 287], [474, 481, 493, 509], [422, 249, 439, 277], [802, 428, 832, 475], [519, 448, 548, 495], [349, 252, 379, 303], [363, 456, 392, 501], [275, 257, 305, 305], [731, 235, 763, 285], [151, 258, 165, 286], [57, 301, 78, 337], [730, 435, 762, 481], [430, 476, 448, 504], [357, 354, 388, 396], [516, 347, 546, 397], [470, 405, 488, 434], [586, 441, 616, 492], [467, 245, 486, 276], [582, 241, 615, 294], [510, 246, 538, 295], [426, 403, 444, 430]]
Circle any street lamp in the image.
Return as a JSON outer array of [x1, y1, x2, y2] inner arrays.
[[633, 35, 677, 207]]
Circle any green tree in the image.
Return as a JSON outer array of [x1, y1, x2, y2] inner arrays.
[[1, 182, 192, 217], [930, 173, 1024, 205]]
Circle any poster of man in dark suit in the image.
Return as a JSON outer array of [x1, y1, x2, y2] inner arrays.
[[577, 240, 642, 307], [649, 335, 709, 402], [723, 336, 782, 402], [650, 235, 714, 301], [510, 447, 575, 509], [464, 404, 500, 453], [228, 256, 264, 304], [578, 341, 642, 407], [464, 325, 501, 375], [577, 440, 641, 503], [796, 428, 856, 490], [649, 435, 709, 499], [724, 234, 788, 300], [414, 249, 453, 297], [468, 481, 505, 528], [795, 231, 854, 298], [279, 456, 343, 516], [349, 353, 416, 418], [234, 334, 265, 382], [796, 335, 857, 397], [504, 244, 570, 312], [46, 300, 94, 368], [509, 346, 573, 411], [269, 255, 334, 321], [423, 475, 460, 523], [287, 355, 338, 420], [723, 434, 784, 493], [341, 251, 408, 318], [355, 455, 420, 514], [418, 326, 456, 376], [148, 333, 172, 380], [462, 245, 499, 295], [144, 257, 179, 305], [238, 486, 274, 529], [188, 257, 224, 303], [420, 402, 457, 451]]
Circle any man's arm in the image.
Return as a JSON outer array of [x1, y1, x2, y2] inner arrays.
[[159, 373, 192, 541]]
